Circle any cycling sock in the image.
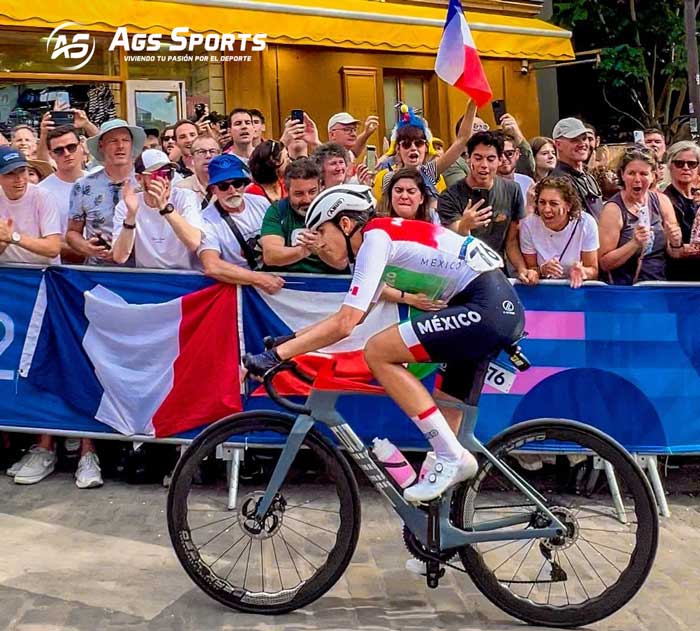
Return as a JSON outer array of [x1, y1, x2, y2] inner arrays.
[[411, 406, 465, 461]]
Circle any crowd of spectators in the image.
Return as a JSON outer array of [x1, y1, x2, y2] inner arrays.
[[2, 98, 700, 488]]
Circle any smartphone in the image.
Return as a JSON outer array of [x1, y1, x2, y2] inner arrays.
[[291, 109, 304, 124], [365, 144, 377, 172], [470, 188, 490, 207], [55, 91, 71, 108], [49, 110, 75, 126], [94, 234, 112, 251], [492, 100, 506, 126], [633, 130, 645, 145]]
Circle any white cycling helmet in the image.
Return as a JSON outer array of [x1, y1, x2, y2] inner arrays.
[[305, 184, 376, 231]]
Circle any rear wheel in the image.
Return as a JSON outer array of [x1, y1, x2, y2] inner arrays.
[[167, 411, 361, 614], [453, 420, 658, 628]]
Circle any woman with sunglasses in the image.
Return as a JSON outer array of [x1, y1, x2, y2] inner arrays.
[[598, 147, 682, 284], [662, 141, 700, 281], [247, 139, 289, 203], [373, 100, 477, 203], [112, 149, 203, 269]]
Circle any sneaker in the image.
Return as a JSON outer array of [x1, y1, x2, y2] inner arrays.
[[419, 451, 436, 481], [405, 557, 427, 575], [403, 451, 478, 503], [75, 452, 103, 489], [6, 449, 34, 477], [13, 447, 57, 485]]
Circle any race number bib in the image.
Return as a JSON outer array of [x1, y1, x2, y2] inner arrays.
[[460, 237, 502, 273], [485, 361, 516, 393]]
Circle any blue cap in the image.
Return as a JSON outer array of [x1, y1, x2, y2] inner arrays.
[[0, 146, 28, 175], [208, 154, 250, 187]]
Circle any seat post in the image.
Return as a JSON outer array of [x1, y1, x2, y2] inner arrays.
[[464, 356, 494, 407]]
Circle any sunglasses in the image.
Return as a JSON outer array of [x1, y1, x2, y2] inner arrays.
[[672, 159, 699, 169], [51, 142, 79, 156], [473, 124, 489, 132], [503, 149, 517, 159], [162, 135, 175, 142], [215, 178, 249, 191], [399, 139, 427, 150], [146, 168, 174, 180]]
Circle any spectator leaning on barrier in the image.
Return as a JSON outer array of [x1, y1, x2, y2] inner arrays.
[[173, 119, 198, 177], [520, 176, 599, 289], [663, 141, 700, 280], [531, 136, 557, 182], [599, 147, 682, 284], [67, 119, 143, 265], [249, 108, 266, 147], [226, 108, 255, 164], [437, 131, 535, 284], [246, 139, 289, 203], [176, 135, 221, 208], [198, 154, 284, 294], [11, 124, 38, 160], [260, 157, 347, 274], [112, 150, 202, 269], [551, 117, 603, 219], [38, 125, 86, 263]]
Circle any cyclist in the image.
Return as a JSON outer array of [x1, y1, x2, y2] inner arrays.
[[244, 184, 525, 502]]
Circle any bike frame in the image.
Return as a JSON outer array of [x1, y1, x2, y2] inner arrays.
[[254, 389, 568, 550]]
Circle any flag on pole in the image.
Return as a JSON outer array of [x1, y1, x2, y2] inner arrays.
[[435, 0, 493, 107]]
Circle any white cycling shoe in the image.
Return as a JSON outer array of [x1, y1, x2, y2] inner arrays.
[[403, 450, 478, 503]]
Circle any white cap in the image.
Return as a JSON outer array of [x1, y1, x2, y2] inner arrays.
[[327, 112, 359, 132], [552, 117, 588, 140], [134, 149, 177, 174]]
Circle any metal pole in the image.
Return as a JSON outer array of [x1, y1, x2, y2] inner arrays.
[[684, 0, 700, 139]]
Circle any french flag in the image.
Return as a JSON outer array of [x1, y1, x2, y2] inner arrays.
[[435, 0, 493, 107], [19, 268, 242, 437]]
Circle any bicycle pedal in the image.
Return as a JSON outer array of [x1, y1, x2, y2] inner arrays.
[[425, 564, 445, 589]]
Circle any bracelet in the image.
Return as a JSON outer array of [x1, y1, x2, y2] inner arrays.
[[122, 221, 136, 230], [400, 290, 406, 302], [670, 243, 683, 249]]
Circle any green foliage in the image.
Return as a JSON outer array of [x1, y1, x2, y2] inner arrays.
[[552, 0, 689, 127]]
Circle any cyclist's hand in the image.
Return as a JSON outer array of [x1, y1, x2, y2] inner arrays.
[[404, 292, 446, 311], [263, 333, 296, 349], [243, 350, 282, 378]]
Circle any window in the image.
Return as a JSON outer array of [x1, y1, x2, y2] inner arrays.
[[383, 74, 427, 137]]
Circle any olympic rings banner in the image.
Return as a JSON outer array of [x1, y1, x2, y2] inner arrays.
[[1, 265, 699, 452]]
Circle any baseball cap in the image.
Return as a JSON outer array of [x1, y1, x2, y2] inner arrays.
[[0, 146, 28, 175], [134, 149, 177, 174], [552, 117, 588, 140], [208, 154, 250, 187], [327, 112, 359, 132]]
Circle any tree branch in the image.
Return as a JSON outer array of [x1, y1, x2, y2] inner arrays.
[[628, 0, 654, 115], [602, 87, 646, 129]]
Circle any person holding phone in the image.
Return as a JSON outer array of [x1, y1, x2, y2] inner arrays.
[[437, 131, 537, 285], [37, 107, 98, 163]]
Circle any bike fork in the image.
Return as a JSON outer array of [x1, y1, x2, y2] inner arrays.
[[426, 500, 445, 588]]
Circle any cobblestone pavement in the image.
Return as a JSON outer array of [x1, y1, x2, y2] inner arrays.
[[1, 473, 699, 631]]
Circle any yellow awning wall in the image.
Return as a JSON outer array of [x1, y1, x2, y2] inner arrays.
[[0, 0, 573, 61]]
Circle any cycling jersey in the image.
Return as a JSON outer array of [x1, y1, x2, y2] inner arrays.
[[343, 217, 503, 313]]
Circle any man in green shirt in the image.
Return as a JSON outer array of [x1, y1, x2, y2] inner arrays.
[[260, 158, 348, 274]]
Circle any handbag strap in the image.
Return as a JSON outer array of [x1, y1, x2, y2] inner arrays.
[[216, 202, 259, 270], [558, 217, 581, 261]]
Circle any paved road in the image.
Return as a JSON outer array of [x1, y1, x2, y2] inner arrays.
[[1, 473, 699, 631]]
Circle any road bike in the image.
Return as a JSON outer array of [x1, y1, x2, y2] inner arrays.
[[167, 341, 658, 628]]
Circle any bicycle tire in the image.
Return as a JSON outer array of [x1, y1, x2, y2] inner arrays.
[[167, 411, 361, 614], [453, 419, 658, 628]]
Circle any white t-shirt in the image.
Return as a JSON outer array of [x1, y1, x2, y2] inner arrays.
[[113, 187, 202, 270], [0, 184, 61, 265], [39, 172, 84, 235], [514, 173, 535, 203], [520, 212, 599, 272], [198, 194, 268, 268]]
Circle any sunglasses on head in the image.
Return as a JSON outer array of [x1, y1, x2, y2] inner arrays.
[[399, 139, 427, 150], [51, 142, 79, 156], [672, 159, 699, 169], [215, 178, 249, 191]]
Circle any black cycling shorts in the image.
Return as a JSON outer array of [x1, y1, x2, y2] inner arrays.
[[398, 270, 525, 401]]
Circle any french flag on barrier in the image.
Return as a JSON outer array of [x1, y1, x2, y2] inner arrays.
[[19, 268, 242, 437], [435, 0, 493, 107]]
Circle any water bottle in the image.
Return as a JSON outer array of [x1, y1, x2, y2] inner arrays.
[[637, 205, 654, 256], [371, 438, 416, 488]]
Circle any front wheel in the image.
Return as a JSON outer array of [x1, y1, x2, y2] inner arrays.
[[453, 420, 658, 628], [167, 411, 361, 614]]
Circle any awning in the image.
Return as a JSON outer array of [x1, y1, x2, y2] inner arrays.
[[0, 0, 574, 60]]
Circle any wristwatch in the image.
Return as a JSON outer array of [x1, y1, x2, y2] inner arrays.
[[159, 203, 175, 216], [122, 221, 136, 230], [10, 231, 21, 245]]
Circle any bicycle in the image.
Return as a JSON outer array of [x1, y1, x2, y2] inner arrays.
[[167, 341, 659, 628]]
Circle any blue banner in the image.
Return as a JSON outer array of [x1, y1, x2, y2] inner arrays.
[[1, 265, 699, 453]]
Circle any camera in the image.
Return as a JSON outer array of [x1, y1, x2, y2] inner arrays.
[[520, 60, 530, 76]]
